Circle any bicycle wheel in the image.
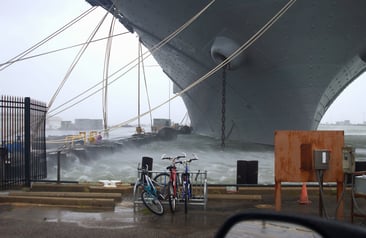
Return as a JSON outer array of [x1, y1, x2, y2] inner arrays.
[[133, 182, 143, 200], [168, 182, 176, 213], [141, 190, 164, 215], [153, 173, 170, 200], [184, 182, 189, 214]]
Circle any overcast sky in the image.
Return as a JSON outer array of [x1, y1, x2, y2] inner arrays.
[[1, 1, 365, 126], [0, 1, 187, 127]]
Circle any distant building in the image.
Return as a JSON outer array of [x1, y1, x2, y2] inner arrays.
[[74, 119, 103, 130], [152, 118, 171, 132], [335, 120, 351, 125], [60, 121, 74, 130], [46, 116, 62, 129], [58, 119, 103, 131]]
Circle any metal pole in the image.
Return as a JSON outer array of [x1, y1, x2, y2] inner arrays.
[[24, 97, 31, 187], [57, 151, 61, 183], [221, 67, 227, 148], [137, 39, 141, 129]]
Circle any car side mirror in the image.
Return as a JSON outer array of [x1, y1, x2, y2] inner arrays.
[[214, 211, 366, 238]]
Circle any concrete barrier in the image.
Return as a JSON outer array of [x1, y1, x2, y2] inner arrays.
[[0, 196, 115, 210], [8, 191, 122, 202]]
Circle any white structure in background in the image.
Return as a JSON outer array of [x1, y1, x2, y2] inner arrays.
[[46, 117, 62, 130]]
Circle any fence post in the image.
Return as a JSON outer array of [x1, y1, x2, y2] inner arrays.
[[24, 97, 31, 187], [57, 151, 61, 183]]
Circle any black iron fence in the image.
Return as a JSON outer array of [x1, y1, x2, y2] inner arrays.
[[0, 96, 47, 190]]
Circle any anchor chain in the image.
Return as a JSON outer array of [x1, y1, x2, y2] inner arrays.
[[221, 66, 227, 148]]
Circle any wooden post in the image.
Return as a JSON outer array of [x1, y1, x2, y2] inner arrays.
[[275, 180, 281, 211], [336, 181, 344, 220]]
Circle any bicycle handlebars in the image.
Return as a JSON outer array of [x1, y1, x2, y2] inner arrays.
[[161, 153, 199, 165], [161, 153, 186, 161], [180, 158, 198, 164], [161, 154, 198, 165]]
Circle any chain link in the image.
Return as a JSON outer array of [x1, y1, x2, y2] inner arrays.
[[221, 66, 227, 148]]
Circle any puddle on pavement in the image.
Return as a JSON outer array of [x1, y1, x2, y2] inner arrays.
[[42, 203, 139, 230]]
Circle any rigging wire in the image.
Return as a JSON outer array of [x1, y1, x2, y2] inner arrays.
[[141, 43, 154, 131], [139, 39, 152, 131], [180, 112, 189, 125], [137, 38, 141, 130], [102, 16, 116, 137], [0, 6, 99, 142], [52, 0, 294, 136], [47, 88, 98, 118], [106, 0, 297, 132], [48, 0, 296, 138], [0, 32, 129, 67], [136, 38, 154, 132], [47, 10, 110, 110], [169, 78, 171, 122], [47, 0, 216, 119], [46, 0, 296, 144], [0, 6, 98, 72]]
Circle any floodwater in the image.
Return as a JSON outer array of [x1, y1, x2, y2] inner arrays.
[[46, 124, 366, 185]]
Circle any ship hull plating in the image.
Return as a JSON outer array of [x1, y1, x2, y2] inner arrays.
[[87, 0, 366, 144]]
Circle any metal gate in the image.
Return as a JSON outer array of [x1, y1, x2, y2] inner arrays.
[[0, 96, 47, 190]]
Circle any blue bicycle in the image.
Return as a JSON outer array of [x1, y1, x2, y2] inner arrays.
[[180, 154, 198, 213], [138, 165, 164, 215]]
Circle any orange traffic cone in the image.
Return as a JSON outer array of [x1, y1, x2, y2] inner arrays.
[[298, 182, 311, 204]]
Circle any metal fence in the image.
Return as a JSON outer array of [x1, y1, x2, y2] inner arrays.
[[0, 96, 47, 190]]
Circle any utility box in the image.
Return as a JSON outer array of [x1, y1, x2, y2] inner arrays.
[[274, 130, 345, 215], [237, 160, 258, 184], [342, 146, 355, 174], [313, 150, 330, 170], [275, 130, 344, 183]]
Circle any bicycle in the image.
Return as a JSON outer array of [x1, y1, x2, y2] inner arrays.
[[160, 153, 186, 213], [136, 164, 165, 215], [180, 154, 198, 213]]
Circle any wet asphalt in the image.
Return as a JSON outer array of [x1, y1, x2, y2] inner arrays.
[[0, 197, 237, 238], [1, 189, 365, 238]]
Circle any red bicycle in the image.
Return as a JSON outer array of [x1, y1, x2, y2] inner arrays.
[[161, 153, 185, 213]]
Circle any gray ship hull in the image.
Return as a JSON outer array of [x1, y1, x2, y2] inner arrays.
[[87, 0, 366, 144]]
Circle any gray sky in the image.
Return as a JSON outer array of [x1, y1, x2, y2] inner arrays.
[[1, 1, 365, 126], [322, 75, 366, 124], [0, 1, 187, 126]]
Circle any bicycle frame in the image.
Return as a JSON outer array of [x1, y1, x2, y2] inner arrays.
[[169, 164, 179, 196], [143, 173, 158, 196], [161, 154, 185, 213], [182, 162, 191, 198], [180, 156, 198, 213], [138, 166, 164, 215]]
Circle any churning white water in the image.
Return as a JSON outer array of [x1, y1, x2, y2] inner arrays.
[[46, 124, 366, 185], [46, 128, 274, 184]]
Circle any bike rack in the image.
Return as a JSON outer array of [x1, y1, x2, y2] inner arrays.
[[133, 165, 208, 212]]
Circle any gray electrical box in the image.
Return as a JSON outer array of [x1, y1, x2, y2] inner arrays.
[[313, 150, 330, 170], [342, 146, 355, 173]]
